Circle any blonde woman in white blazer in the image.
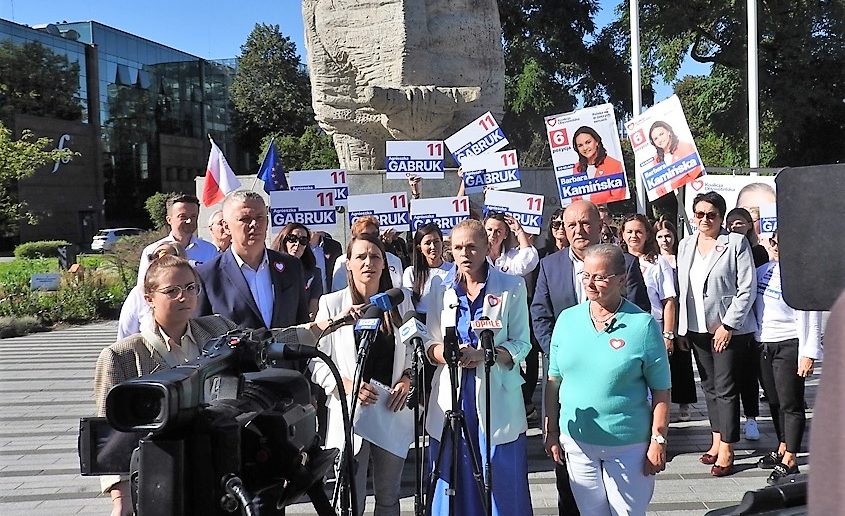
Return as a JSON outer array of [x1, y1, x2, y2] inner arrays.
[[677, 191, 757, 478], [423, 219, 533, 515], [310, 233, 414, 516]]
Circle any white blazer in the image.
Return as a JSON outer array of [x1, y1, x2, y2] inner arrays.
[[424, 267, 531, 446], [310, 287, 414, 454]]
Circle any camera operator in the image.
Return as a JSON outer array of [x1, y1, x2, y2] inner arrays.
[[95, 255, 239, 515], [95, 254, 358, 516], [310, 233, 415, 516]]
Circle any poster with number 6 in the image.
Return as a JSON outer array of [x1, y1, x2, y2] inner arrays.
[[482, 190, 544, 235], [288, 169, 350, 205], [347, 192, 411, 232], [409, 196, 469, 234], [544, 103, 630, 206], [625, 95, 705, 201]]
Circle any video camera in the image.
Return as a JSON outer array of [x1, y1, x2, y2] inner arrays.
[[79, 328, 336, 516]]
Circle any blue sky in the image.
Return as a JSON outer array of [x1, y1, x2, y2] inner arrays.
[[1, 0, 705, 101]]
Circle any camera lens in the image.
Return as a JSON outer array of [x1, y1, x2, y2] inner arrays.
[[126, 390, 164, 423], [107, 384, 167, 431]]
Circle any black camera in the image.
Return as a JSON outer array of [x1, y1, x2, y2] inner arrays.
[[79, 329, 336, 516]]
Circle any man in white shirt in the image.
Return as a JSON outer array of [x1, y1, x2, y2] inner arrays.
[[331, 215, 403, 291], [207, 209, 231, 252], [137, 194, 217, 284]]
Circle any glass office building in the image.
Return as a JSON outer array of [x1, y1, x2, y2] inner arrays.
[[1, 18, 246, 226]]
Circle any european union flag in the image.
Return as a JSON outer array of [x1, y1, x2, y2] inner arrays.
[[257, 140, 289, 192]]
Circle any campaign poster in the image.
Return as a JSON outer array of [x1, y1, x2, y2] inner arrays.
[[758, 203, 777, 239], [683, 175, 777, 228], [288, 169, 349, 205], [269, 189, 337, 233], [347, 192, 411, 232], [385, 141, 445, 179], [444, 111, 509, 165], [460, 150, 521, 194], [482, 190, 544, 235], [409, 196, 469, 234], [626, 95, 705, 201], [545, 103, 630, 206]]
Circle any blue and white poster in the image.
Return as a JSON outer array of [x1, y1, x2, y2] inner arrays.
[[347, 192, 411, 232], [445, 111, 509, 165], [409, 196, 469, 234], [460, 150, 521, 194], [482, 190, 544, 235], [385, 141, 445, 179], [288, 169, 349, 205], [270, 189, 337, 233]]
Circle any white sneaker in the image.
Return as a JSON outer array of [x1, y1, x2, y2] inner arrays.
[[745, 419, 760, 440]]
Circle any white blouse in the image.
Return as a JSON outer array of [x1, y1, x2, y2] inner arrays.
[[686, 250, 710, 333], [402, 262, 454, 315], [489, 246, 539, 278], [640, 255, 678, 323]]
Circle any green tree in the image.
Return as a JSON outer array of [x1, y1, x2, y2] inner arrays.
[[498, 0, 636, 166], [231, 23, 312, 156], [0, 40, 82, 124], [0, 122, 77, 234], [144, 192, 174, 229], [622, 0, 845, 167], [263, 126, 339, 172]]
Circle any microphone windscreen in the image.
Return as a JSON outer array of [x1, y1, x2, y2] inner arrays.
[[361, 304, 384, 319], [402, 310, 420, 325], [270, 325, 317, 348]]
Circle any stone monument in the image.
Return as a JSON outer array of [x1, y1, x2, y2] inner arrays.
[[302, 0, 505, 170]]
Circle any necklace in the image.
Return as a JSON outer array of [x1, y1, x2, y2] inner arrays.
[[590, 299, 624, 328]]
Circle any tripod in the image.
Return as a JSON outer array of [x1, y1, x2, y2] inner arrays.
[[426, 326, 488, 516], [410, 333, 429, 516]]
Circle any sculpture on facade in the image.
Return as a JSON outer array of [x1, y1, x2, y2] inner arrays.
[[302, 0, 505, 170]]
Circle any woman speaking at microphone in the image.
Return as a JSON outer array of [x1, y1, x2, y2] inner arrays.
[[424, 219, 533, 515], [310, 233, 414, 516]]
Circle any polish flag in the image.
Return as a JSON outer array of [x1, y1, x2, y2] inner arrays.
[[202, 138, 242, 207]]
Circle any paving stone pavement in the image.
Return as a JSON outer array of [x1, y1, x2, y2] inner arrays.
[[0, 321, 816, 515]]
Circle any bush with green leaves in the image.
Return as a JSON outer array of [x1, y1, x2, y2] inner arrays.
[[14, 240, 72, 258], [144, 192, 173, 229], [0, 316, 43, 338]]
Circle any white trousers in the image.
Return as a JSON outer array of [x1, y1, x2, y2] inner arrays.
[[560, 434, 654, 516]]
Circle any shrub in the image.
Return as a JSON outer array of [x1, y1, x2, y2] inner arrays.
[[14, 240, 72, 259], [144, 192, 174, 229], [103, 228, 167, 292], [0, 257, 56, 288], [0, 316, 43, 338]]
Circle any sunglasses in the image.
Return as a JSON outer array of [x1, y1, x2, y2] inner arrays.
[[550, 220, 565, 230], [694, 211, 719, 221], [284, 235, 309, 245]]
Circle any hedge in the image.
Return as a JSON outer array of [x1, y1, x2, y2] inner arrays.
[[14, 240, 72, 259]]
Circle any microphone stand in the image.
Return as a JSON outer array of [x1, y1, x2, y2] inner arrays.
[[481, 331, 496, 516], [411, 337, 428, 516], [333, 328, 376, 514], [426, 326, 488, 516]]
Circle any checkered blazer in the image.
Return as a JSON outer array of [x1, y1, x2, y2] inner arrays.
[[93, 315, 237, 416]]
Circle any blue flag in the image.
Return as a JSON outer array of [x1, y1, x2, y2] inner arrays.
[[257, 140, 288, 192]]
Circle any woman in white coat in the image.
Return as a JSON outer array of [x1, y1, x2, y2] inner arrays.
[[310, 233, 414, 516], [424, 219, 533, 515]]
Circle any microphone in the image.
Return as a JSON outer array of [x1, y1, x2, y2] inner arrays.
[[266, 325, 320, 361], [442, 288, 460, 365], [470, 316, 502, 367], [605, 317, 617, 332], [353, 304, 384, 361], [330, 288, 405, 328], [399, 310, 430, 347]]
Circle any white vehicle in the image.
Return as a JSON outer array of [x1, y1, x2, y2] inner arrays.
[[91, 228, 143, 252]]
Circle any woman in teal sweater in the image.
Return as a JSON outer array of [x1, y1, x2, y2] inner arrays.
[[543, 244, 671, 516]]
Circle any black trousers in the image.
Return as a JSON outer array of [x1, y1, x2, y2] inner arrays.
[[669, 343, 697, 404], [521, 338, 541, 406], [555, 462, 580, 515], [758, 338, 807, 452], [689, 331, 752, 443], [739, 340, 761, 418]]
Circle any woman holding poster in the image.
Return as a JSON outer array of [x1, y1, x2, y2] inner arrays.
[[571, 126, 626, 204]]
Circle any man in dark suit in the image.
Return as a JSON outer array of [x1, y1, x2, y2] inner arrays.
[[310, 231, 343, 292], [532, 200, 650, 516], [196, 191, 309, 363]]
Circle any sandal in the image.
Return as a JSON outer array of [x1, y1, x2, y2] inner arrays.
[[757, 451, 784, 470], [678, 404, 691, 422], [699, 453, 718, 465], [767, 463, 800, 485]]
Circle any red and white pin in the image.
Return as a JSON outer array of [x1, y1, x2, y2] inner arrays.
[[487, 294, 500, 307], [715, 244, 725, 253], [273, 261, 286, 273], [609, 338, 625, 350]]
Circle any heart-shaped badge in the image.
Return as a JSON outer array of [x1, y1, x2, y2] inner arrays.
[[487, 294, 500, 307], [273, 261, 285, 273], [715, 245, 725, 253], [547, 118, 557, 127], [691, 179, 705, 191], [609, 338, 625, 350]]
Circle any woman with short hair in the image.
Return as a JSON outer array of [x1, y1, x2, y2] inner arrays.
[[544, 243, 671, 515], [677, 191, 757, 476]]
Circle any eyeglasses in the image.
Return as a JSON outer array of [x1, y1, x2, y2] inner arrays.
[[550, 220, 565, 230], [208, 220, 224, 228], [580, 272, 619, 284], [770, 239, 779, 247], [694, 211, 719, 221], [154, 282, 200, 300], [284, 235, 309, 246]]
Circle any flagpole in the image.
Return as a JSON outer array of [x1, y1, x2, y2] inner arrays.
[[747, 0, 760, 174], [631, 0, 647, 215]]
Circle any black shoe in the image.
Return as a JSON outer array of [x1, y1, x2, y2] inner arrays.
[[757, 451, 783, 469], [526, 407, 539, 424], [767, 463, 800, 485]]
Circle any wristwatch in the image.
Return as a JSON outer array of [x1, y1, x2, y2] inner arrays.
[[662, 331, 675, 340], [651, 434, 667, 445]]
